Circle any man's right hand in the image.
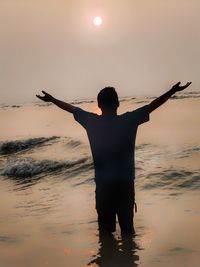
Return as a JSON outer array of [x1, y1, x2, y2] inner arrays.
[[36, 91, 75, 113], [36, 91, 54, 102]]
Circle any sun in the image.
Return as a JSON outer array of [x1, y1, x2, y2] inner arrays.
[[93, 16, 102, 26]]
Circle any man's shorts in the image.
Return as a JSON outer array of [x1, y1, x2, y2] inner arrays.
[[95, 182, 135, 234]]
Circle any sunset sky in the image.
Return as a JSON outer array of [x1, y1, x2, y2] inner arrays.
[[1, 0, 200, 104]]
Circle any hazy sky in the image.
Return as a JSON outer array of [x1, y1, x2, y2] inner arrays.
[[0, 0, 200, 104]]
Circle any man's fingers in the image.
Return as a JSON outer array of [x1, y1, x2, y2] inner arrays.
[[42, 90, 47, 95], [172, 81, 181, 88], [182, 82, 192, 89], [172, 81, 192, 92], [183, 82, 191, 86], [36, 94, 45, 100]]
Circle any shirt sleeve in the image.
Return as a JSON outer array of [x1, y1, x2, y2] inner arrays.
[[73, 107, 93, 129], [129, 104, 150, 125]]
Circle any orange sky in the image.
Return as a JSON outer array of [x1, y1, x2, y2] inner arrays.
[[0, 0, 200, 104]]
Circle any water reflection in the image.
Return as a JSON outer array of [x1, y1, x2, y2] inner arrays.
[[88, 230, 140, 267]]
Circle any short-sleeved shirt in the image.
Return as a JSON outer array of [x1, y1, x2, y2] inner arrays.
[[73, 105, 150, 186]]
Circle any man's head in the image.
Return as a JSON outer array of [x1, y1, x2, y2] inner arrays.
[[97, 87, 119, 111]]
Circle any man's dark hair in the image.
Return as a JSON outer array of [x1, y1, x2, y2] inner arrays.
[[97, 87, 119, 109]]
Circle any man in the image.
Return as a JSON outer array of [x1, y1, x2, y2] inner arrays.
[[36, 81, 191, 235]]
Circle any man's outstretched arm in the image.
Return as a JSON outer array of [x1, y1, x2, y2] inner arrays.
[[148, 81, 192, 113], [36, 91, 75, 113]]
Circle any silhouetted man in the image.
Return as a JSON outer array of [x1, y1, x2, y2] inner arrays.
[[36, 81, 191, 235]]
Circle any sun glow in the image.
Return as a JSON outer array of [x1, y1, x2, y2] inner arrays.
[[93, 16, 102, 26]]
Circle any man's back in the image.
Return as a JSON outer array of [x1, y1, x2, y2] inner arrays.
[[73, 105, 150, 185]]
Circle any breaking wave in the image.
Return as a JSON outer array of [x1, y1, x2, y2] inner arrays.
[[1, 157, 91, 178], [0, 137, 59, 155]]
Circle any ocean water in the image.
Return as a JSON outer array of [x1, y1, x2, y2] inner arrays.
[[0, 92, 200, 267]]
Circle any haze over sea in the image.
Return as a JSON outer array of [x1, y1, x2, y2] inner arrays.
[[0, 92, 200, 267]]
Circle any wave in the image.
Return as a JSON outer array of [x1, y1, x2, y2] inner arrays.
[[145, 92, 200, 101], [70, 92, 200, 104], [0, 235, 18, 243], [136, 143, 153, 150], [141, 169, 200, 190], [0, 137, 59, 155], [33, 102, 53, 107], [135, 101, 149, 104], [34, 99, 95, 107], [69, 100, 95, 105], [1, 157, 90, 178], [65, 138, 82, 148], [0, 104, 21, 109], [180, 146, 200, 157], [170, 92, 200, 100]]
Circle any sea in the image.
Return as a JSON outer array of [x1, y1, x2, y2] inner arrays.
[[0, 92, 200, 267]]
